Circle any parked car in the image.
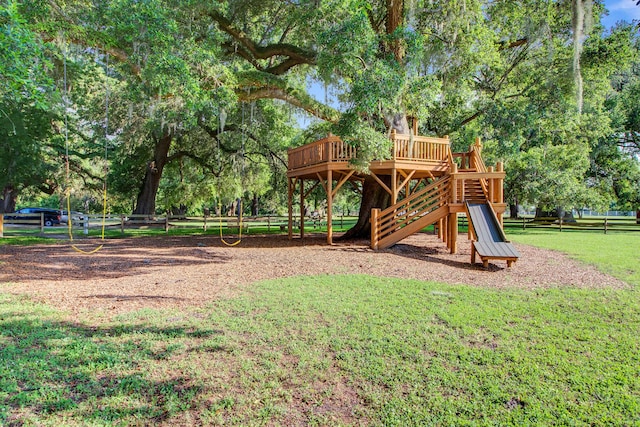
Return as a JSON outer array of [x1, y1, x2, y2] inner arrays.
[[61, 210, 85, 224], [6, 208, 61, 226]]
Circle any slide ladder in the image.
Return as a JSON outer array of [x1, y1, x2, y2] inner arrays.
[[371, 175, 451, 250], [465, 201, 520, 267]]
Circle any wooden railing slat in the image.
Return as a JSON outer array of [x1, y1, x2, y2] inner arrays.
[[288, 133, 451, 170]]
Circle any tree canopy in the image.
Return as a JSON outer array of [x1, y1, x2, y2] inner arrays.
[[1, 0, 638, 221]]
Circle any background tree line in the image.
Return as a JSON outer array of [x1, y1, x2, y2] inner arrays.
[[1, 0, 638, 232]]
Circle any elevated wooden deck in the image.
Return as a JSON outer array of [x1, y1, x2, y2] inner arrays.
[[287, 131, 451, 180], [286, 133, 509, 262]]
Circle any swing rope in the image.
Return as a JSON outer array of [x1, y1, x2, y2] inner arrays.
[[218, 200, 243, 246], [63, 42, 108, 254], [216, 100, 248, 247]]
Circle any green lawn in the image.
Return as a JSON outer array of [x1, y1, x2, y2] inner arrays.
[[2, 228, 639, 425], [507, 228, 640, 286], [2, 274, 639, 426]]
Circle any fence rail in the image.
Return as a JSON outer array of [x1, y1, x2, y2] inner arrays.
[[502, 217, 640, 233], [0, 213, 297, 237]]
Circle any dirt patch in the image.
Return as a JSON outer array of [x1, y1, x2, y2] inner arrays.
[[0, 233, 628, 317]]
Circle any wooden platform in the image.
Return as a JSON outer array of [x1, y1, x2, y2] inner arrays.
[[286, 133, 512, 265]]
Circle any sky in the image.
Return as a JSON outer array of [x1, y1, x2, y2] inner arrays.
[[602, 0, 640, 28]]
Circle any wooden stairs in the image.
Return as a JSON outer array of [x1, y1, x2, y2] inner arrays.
[[370, 168, 508, 253], [370, 175, 451, 250]]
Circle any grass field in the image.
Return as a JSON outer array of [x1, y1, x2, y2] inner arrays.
[[1, 228, 639, 425], [507, 229, 640, 286], [1, 276, 638, 425]]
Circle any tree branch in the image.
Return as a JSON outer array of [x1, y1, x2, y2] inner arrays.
[[240, 87, 339, 123], [167, 150, 219, 176], [207, 10, 316, 75]]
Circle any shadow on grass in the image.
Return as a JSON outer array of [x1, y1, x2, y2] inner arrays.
[[0, 303, 222, 425]]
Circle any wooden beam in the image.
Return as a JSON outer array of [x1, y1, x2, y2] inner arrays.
[[327, 170, 333, 244], [331, 170, 356, 198], [287, 177, 295, 239], [369, 172, 393, 196], [410, 178, 425, 196], [391, 168, 398, 205], [300, 178, 305, 239], [316, 172, 330, 194], [449, 212, 458, 254], [303, 180, 321, 199], [349, 180, 363, 194], [397, 170, 416, 195]]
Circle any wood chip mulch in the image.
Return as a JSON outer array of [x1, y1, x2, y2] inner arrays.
[[0, 233, 628, 317]]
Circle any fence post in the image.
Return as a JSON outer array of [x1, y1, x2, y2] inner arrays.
[[40, 212, 44, 233], [83, 215, 89, 235], [0, 214, 3, 238], [522, 216, 526, 230], [121, 214, 125, 234], [203, 214, 207, 232], [559, 216, 563, 232], [604, 217, 608, 235], [267, 215, 271, 232], [165, 216, 169, 233]]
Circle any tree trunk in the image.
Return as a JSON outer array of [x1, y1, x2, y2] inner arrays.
[[341, 113, 409, 240], [509, 203, 519, 219], [133, 131, 173, 215], [509, 195, 519, 219], [340, 175, 391, 239], [251, 193, 259, 216], [0, 185, 17, 213]]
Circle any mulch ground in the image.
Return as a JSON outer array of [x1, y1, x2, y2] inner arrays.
[[0, 232, 627, 318]]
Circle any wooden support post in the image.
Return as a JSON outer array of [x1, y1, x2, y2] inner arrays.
[[327, 170, 333, 244], [391, 170, 397, 205], [604, 217, 608, 234], [497, 161, 504, 203], [371, 208, 380, 249], [451, 163, 458, 203], [443, 215, 448, 246], [488, 166, 495, 203], [438, 217, 444, 240], [300, 179, 305, 239], [390, 129, 397, 159], [288, 178, 294, 239], [449, 212, 458, 254]]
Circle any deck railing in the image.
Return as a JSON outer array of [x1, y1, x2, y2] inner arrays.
[[287, 134, 353, 170], [288, 132, 451, 171], [390, 131, 450, 163]]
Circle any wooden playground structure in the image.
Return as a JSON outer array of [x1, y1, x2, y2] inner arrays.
[[286, 125, 520, 267]]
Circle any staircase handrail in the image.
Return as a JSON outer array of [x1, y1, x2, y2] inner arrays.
[[373, 175, 451, 241]]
